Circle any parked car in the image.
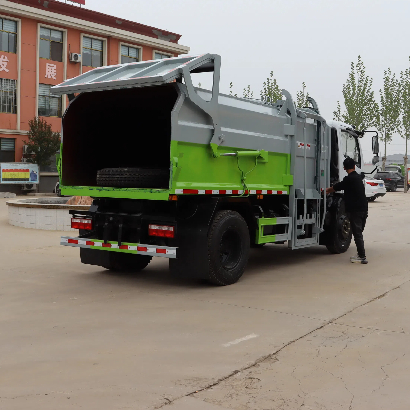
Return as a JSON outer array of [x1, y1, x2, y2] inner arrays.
[[365, 178, 386, 201], [384, 165, 403, 176], [374, 172, 404, 191], [54, 181, 62, 197]]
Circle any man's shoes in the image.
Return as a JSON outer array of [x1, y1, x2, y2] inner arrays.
[[350, 255, 368, 264]]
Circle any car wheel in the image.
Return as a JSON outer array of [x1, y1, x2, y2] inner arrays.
[[55, 182, 62, 197], [368, 196, 376, 202], [391, 183, 397, 192]]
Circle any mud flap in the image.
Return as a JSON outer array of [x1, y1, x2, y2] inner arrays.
[[169, 199, 219, 279]]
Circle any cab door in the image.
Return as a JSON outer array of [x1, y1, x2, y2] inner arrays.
[[339, 129, 362, 177]]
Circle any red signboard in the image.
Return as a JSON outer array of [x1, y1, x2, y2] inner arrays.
[[68, 0, 86, 5]]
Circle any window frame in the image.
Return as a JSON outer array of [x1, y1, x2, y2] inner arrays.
[[39, 26, 64, 62], [0, 16, 18, 54], [153, 50, 173, 60], [0, 78, 17, 114], [340, 130, 361, 166], [81, 34, 107, 69], [36, 23, 68, 121], [38, 83, 62, 118], [0, 137, 15, 162], [119, 42, 142, 65], [0, 14, 20, 131]]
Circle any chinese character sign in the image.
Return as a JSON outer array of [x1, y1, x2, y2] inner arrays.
[[45, 63, 57, 80], [0, 55, 9, 72], [0, 163, 39, 184]]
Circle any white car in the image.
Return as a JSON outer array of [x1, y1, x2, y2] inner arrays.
[[365, 178, 386, 201]]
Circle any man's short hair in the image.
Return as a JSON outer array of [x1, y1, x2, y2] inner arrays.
[[343, 157, 356, 170]]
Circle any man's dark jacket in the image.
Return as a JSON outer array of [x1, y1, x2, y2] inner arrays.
[[333, 171, 368, 213]]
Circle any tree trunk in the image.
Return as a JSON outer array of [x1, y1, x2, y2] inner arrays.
[[405, 137, 408, 194], [382, 138, 387, 171]]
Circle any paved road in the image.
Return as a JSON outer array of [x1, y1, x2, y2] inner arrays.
[[1, 193, 409, 410]]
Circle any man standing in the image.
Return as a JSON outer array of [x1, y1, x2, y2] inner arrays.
[[326, 157, 368, 264]]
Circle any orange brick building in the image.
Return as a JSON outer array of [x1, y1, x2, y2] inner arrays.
[[0, 0, 189, 190]]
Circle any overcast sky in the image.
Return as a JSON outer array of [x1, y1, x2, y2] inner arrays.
[[86, 0, 410, 162]]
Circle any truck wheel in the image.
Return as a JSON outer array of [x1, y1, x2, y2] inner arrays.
[[207, 210, 250, 286], [96, 168, 169, 188], [104, 252, 152, 272], [325, 200, 352, 254]]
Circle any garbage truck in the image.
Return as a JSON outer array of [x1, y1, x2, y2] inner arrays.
[[52, 54, 380, 285]]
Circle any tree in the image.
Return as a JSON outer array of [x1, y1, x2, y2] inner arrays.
[[296, 82, 310, 108], [376, 68, 401, 171], [333, 56, 378, 131], [24, 117, 61, 168], [260, 71, 282, 104], [399, 62, 410, 192], [229, 82, 238, 98], [242, 84, 254, 99]]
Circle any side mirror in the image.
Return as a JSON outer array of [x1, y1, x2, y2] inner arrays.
[[372, 135, 379, 155], [372, 155, 380, 165]]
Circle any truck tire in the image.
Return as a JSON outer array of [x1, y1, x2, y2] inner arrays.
[[325, 199, 352, 254], [104, 252, 152, 272], [207, 210, 250, 286], [96, 168, 169, 188]]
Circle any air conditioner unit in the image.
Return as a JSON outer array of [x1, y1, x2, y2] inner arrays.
[[21, 157, 28, 163], [23, 145, 30, 155], [70, 53, 82, 63], [21, 183, 36, 191]]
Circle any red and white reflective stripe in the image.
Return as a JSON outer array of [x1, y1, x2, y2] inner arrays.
[[297, 142, 311, 149], [61, 237, 177, 258], [174, 189, 287, 195]]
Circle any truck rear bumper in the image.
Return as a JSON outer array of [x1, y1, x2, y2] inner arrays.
[[61, 236, 177, 258]]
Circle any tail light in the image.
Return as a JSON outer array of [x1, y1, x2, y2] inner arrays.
[[148, 224, 175, 238], [366, 182, 378, 186], [71, 218, 93, 230], [385, 178, 391, 180]]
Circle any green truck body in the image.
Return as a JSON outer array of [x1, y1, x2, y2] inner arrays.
[[53, 54, 378, 285]]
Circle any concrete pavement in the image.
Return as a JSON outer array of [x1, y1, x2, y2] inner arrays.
[[0, 192, 409, 409]]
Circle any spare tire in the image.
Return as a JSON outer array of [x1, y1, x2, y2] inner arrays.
[[96, 167, 169, 188]]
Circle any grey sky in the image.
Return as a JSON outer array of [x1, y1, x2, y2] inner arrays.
[[87, 0, 410, 162]]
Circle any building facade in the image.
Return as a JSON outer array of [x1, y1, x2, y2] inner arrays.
[[0, 0, 189, 191]]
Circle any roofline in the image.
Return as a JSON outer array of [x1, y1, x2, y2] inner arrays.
[[0, 0, 190, 54]]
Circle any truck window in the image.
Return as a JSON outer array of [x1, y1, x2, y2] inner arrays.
[[340, 131, 361, 165]]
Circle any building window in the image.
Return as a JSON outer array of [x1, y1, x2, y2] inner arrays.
[[0, 78, 17, 114], [0, 138, 15, 162], [83, 37, 103, 68], [121, 45, 139, 64], [154, 52, 171, 60], [0, 18, 17, 54], [39, 27, 63, 62], [38, 84, 62, 117]]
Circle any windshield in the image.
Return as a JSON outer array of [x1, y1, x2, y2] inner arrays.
[[340, 131, 361, 165]]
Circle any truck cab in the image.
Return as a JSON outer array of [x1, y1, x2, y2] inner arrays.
[[327, 120, 364, 183]]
